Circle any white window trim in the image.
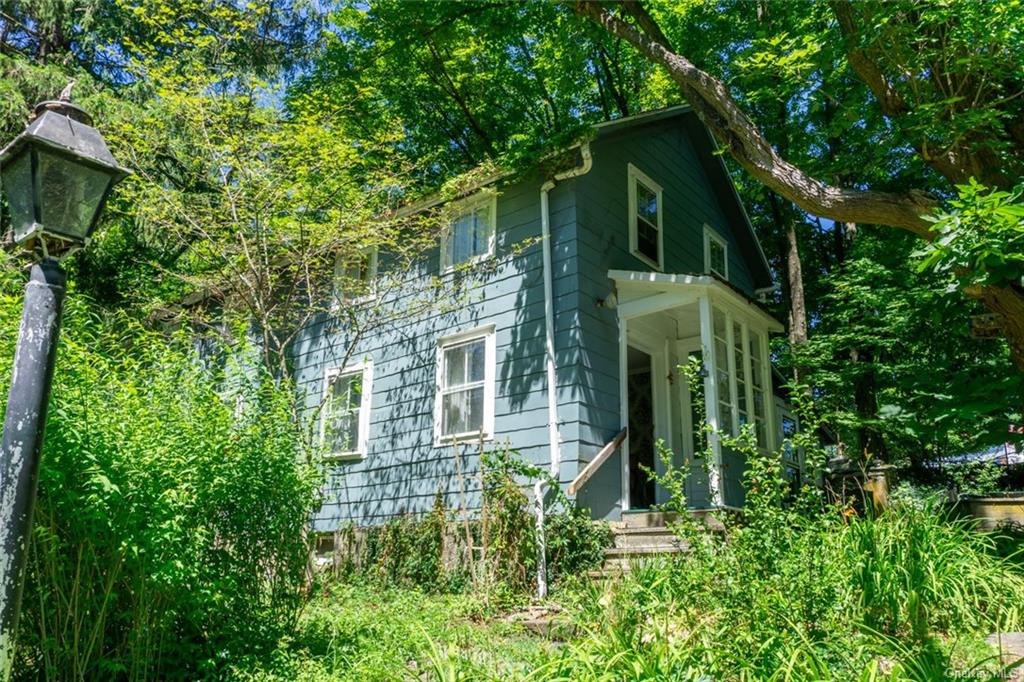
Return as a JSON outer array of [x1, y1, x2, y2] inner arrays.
[[703, 225, 729, 280], [434, 324, 496, 446], [440, 192, 497, 273], [711, 302, 772, 451], [321, 359, 373, 460], [333, 246, 379, 309], [627, 163, 664, 271]]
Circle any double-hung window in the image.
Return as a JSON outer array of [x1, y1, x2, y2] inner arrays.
[[435, 326, 496, 443], [704, 226, 728, 280], [441, 194, 496, 271], [334, 246, 378, 305], [627, 163, 663, 270], [322, 360, 373, 459], [710, 306, 770, 448]]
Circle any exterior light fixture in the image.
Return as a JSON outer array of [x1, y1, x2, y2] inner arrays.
[[0, 88, 128, 257], [0, 85, 128, 681]]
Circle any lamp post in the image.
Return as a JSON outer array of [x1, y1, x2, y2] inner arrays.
[[0, 88, 128, 680]]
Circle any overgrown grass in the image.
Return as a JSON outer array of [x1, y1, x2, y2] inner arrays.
[[238, 500, 1024, 681], [233, 582, 555, 681]]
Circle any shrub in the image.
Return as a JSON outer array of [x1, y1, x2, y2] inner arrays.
[[4, 299, 319, 680]]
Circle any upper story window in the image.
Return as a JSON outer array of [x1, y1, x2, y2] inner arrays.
[[704, 226, 728, 280], [334, 246, 378, 305], [435, 326, 496, 444], [627, 163, 663, 270], [322, 360, 373, 459], [441, 194, 496, 271]]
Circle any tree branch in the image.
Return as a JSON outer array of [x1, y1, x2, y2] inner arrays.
[[574, 1, 938, 237]]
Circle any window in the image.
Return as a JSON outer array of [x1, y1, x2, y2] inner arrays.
[[435, 326, 496, 443], [710, 306, 770, 447], [712, 308, 734, 435], [322, 361, 373, 459], [779, 406, 801, 492], [441, 194, 496, 271], [750, 332, 768, 448], [628, 163, 663, 270], [334, 247, 378, 305], [704, 226, 728, 280]]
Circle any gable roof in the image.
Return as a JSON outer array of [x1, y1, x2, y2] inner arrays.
[[399, 105, 774, 290], [593, 105, 773, 290]]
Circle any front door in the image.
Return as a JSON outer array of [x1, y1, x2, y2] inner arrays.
[[627, 345, 657, 509]]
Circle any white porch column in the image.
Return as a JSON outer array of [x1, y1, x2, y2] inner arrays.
[[698, 295, 723, 507]]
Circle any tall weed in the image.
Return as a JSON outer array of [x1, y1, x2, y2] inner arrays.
[[0, 274, 320, 680]]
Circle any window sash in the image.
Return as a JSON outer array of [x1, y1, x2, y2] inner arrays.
[[705, 227, 728, 279], [437, 331, 494, 441], [334, 247, 378, 304], [628, 164, 663, 269], [443, 198, 494, 269], [323, 368, 367, 456]]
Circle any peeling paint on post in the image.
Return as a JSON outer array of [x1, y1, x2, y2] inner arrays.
[[0, 260, 66, 680]]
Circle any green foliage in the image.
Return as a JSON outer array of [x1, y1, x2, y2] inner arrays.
[[920, 179, 1024, 291], [794, 232, 1023, 463], [525, 494, 1024, 681], [844, 499, 1024, 642], [0, 272, 319, 679], [945, 460, 1007, 498]]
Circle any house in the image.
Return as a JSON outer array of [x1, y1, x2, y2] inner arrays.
[[291, 105, 790, 531]]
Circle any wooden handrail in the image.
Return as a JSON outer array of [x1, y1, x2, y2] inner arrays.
[[568, 427, 628, 496]]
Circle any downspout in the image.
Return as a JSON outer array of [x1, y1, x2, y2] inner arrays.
[[535, 143, 593, 599]]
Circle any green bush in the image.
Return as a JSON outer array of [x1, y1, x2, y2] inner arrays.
[[1, 289, 319, 679]]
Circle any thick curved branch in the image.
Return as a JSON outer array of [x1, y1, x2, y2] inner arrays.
[[831, 0, 968, 185], [574, 1, 938, 238]]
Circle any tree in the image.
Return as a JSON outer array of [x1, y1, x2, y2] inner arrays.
[[574, 0, 1024, 374]]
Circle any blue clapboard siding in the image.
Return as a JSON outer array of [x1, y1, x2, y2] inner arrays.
[[570, 117, 758, 519], [293, 173, 588, 530], [292, 108, 769, 529]]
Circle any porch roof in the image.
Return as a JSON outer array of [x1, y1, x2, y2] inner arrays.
[[608, 269, 784, 333]]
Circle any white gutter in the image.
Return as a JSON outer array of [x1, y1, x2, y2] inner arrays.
[[535, 143, 593, 599]]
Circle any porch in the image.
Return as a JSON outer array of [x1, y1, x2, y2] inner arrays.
[[571, 270, 784, 516]]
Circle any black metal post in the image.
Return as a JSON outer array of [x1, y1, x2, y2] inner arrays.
[[0, 259, 66, 679]]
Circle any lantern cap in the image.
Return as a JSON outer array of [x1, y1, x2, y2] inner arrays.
[[0, 89, 129, 181]]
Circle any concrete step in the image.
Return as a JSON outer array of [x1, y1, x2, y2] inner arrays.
[[620, 509, 729, 532], [611, 526, 682, 549], [621, 510, 679, 528], [601, 544, 687, 570]]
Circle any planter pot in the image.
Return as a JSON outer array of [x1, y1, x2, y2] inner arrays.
[[958, 493, 1024, 532]]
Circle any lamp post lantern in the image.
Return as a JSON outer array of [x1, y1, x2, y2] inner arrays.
[[0, 87, 128, 680]]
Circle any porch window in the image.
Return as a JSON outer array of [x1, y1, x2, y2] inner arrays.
[[322, 360, 373, 458], [436, 326, 496, 443], [750, 332, 768, 448], [441, 194, 496, 271], [711, 306, 771, 447], [334, 246, 378, 305], [712, 308, 734, 434], [704, 226, 728, 280], [627, 163, 663, 270]]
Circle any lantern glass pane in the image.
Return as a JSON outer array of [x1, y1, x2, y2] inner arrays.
[[2, 151, 36, 241], [36, 149, 111, 241]]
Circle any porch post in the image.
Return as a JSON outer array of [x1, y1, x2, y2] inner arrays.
[[618, 313, 630, 512], [698, 295, 723, 506]]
